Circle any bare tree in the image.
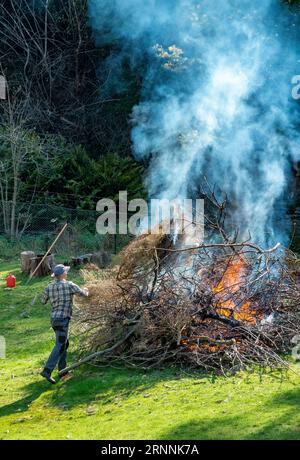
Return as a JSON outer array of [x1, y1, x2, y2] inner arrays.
[[0, 81, 37, 238]]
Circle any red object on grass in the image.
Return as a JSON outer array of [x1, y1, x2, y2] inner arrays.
[[6, 273, 16, 288]]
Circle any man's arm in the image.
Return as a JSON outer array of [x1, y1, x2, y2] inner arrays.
[[69, 282, 89, 297], [41, 286, 49, 304]]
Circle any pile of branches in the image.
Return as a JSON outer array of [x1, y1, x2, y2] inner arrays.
[[73, 191, 300, 373]]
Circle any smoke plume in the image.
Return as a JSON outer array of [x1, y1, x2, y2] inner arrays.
[[88, 0, 300, 246]]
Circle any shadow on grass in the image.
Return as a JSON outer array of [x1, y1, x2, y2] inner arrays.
[[46, 367, 210, 410], [243, 385, 300, 440], [0, 380, 56, 419], [160, 385, 300, 440], [0, 366, 204, 418]]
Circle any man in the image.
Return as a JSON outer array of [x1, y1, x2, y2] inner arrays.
[[40, 264, 89, 384]]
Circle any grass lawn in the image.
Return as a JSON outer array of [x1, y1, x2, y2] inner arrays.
[[0, 260, 300, 440]]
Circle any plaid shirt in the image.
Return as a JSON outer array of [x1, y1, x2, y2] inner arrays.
[[42, 280, 88, 320]]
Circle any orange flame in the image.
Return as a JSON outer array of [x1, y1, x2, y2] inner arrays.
[[213, 256, 257, 324]]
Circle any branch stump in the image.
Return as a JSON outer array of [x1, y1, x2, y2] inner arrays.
[[30, 253, 55, 277], [21, 251, 35, 275], [90, 251, 109, 268]]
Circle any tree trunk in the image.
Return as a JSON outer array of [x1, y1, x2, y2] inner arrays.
[[10, 165, 18, 240], [20, 251, 35, 275], [30, 253, 55, 277]]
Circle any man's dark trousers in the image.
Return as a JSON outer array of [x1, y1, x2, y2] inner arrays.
[[44, 318, 70, 374]]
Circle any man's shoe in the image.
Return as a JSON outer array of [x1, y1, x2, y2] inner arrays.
[[40, 369, 56, 384]]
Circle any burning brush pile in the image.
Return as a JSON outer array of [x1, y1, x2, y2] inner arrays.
[[75, 196, 300, 373]]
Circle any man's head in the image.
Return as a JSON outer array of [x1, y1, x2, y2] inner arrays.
[[51, 264, 70, 281]]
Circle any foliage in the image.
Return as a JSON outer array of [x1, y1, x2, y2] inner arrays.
[[0, 124, 146, 237], [0, 235, 45, 260], [0, 125, 64, 237], [63, 151, 146, 209]]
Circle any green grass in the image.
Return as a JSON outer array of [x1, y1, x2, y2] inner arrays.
[[0, 261, 300, 440]]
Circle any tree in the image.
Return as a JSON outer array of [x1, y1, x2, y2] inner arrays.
[[0, 125, 42, 238], [0, 0, 138, 155], [0, 85, 67, 238]]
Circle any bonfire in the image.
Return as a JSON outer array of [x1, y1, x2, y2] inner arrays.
[[72, 189, 300, 373]]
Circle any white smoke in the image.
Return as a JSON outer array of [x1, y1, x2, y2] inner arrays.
[[89, 0, 300, 246]]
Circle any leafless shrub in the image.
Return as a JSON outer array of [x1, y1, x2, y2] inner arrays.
[[72, 189, 300, 373]]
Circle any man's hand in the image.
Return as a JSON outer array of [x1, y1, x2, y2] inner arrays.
[[83, 288, 89, 297]]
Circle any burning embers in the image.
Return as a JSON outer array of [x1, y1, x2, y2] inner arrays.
[[213, 256, 259, 325]]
